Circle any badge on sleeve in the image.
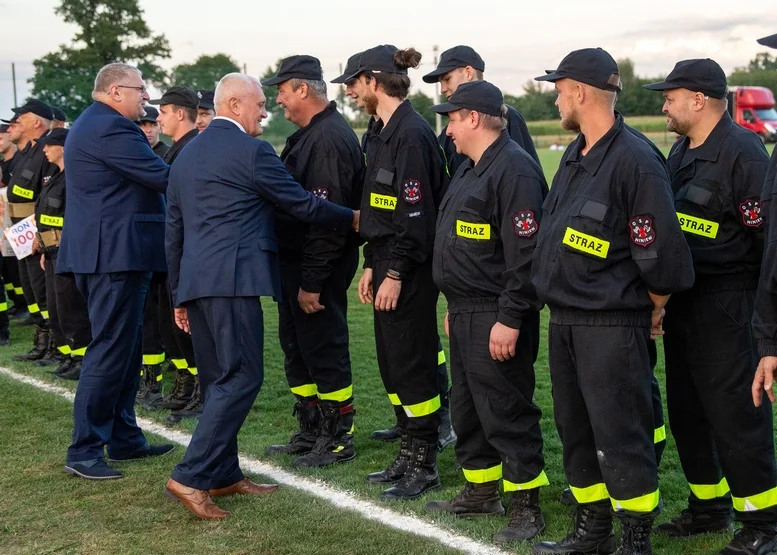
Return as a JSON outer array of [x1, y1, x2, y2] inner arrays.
[[629, 215, 655, 247], [312, 187, 329, 200], [513, 210, 538, 238], [402, 179, 422, 204], [739, 199, 763, 228]]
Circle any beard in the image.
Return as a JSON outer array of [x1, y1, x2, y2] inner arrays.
[[363, 91, 379, 116], [560, 113, 580, 133], [666, 115, 689, 135]]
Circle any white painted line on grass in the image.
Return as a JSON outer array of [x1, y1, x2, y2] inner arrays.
[[0, 367, 512, 555]]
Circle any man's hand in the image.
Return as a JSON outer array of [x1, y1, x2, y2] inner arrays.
[[489, 322, 520, 362], [650, 307, 666, 340], [444, 311, 450, 337], [352, 210, 360, 233], [298, 288, 325, 314], [753, 356, 777, 407], [375, 278, 401, 311], [174, 307, 190, 334], [358, 268, 373, 304], [39, 254, 45, 271]]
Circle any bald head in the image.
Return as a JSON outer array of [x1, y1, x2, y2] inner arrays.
[[213, 73, 268, 137], [214, 73, 261, 112]]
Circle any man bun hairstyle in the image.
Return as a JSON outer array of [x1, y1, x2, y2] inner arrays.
[[367, 47, 422, 100], [393, 48, 422, 70]]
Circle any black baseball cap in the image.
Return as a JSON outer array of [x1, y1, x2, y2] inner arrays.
[[342, 45, 406, 82], [758, 33, 777, 49], [197, 90, 215, 110], [331, 52, 363, 84], [12, 99, 55, 120], [148, 86, 199, 109], [262, 55, 323, 86], [430, 80, 503, 117], [51, 106, 66, 122], [136, 106, 160, 124], [535, 48, 622, 92], [423, 46, 485, 83], [0, 115, 17, 124], [36, 128, 68, 147], [643, 59, 727, 99]]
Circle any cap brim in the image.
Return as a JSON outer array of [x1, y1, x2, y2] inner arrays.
[[757, 33, 777, 48], [642, 81, 674, 91], [10, 107, 25, 114], [534, 70, 563, 82], [430, 102, 461, 115], [35, 137, 62, 147], [422, 66, 453, 84], [198, 103, 214, 110], [261, 75, 286, 86]]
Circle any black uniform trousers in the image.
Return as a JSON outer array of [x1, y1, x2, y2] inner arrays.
[[450, 303, 546, 490], [372, 253, 441, 443], [43, 250, 91, 355], [158, 279, 197, 371], [277, 248, 358, 402], [664, 282, 777, 524], [171, 296, 264, 490], [0, 257, 9, 338], [18, 252, 48, 327], [67, 271, 151, 463], [3, 255, 23, 308], [141, 273, 166, 366], [648, 342, 667, 465], [549, 309, 659, 514]]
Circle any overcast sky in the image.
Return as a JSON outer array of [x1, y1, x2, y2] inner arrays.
[[1, 0, 776, 117]]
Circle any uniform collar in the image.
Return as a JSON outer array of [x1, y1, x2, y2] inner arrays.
[[167, 128, 199, 160], [669, 112, 733, 167], [377, 99, 413, 144], [566, 112, 624, 176], [473, 130, 511, 177], [212, 116, 246, 133]]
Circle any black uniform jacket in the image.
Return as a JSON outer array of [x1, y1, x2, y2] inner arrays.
[[361, 100, 449, 276], [434, 130, 547, 329], [531, 114, 694, 312]]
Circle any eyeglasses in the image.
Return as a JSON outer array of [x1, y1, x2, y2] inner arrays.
[[117, 85, 147, 94]]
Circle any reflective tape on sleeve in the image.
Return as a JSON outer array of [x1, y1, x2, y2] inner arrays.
[[562, 227, 610, 258], [370, 193, 397, 211], [677, 213, 719, 239]]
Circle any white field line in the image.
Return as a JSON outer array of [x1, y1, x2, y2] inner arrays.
[[0, 366, 513, 555]]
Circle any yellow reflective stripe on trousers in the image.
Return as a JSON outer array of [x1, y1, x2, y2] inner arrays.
[[41, 311, 49, 319], [571, 483, 610, 504], [14, 287, 23, 295], [71, 347, 87, 357], [171, 358, 188, 370], [318, 385, 353, 402], [463, 464, 503, 484], [188, 367, 198, 376], [0, 302, 7, 312], [28, 303, 40, 314], [403, 395, 441, 418], [504, 470, 550, 492], [733, 487, 777, 512], [387, 393, 401, 406], [438, 349, 446, 365], [654, 425, 666, 444], [57, 345, 71, 355], [142, 353, 165, 365], [4, 283, 12, 291], [290, 383, 318, 397], [689, 478, 730, 500], [611, 490, 660, 512]]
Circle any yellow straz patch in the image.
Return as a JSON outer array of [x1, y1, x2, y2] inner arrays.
[[370, 193, 397, 211], [456, 220, 491, 240], [677, 213, 718, 239], [40, 215, 64, 227], [12, 185, 34, 200], [563, 227, 609, 258]]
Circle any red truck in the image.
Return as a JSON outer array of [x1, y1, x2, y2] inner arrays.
[[727, 86, 777, 143]]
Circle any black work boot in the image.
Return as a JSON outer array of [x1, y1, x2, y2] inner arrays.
[[166, 377, 203, 426], [559, 487, 577, 506], [144, 369, 195, 410], [718, 524, 777, 555], [59, 358, 82, 381], [615, 514, 655, 555], [533, 501, 616, 554], [266, 398, 320, 455], [437, 406, 456, 451], [495, 488, 546, 543], [50, 356, 74, 377], [366, 433, 412, 484], [138, 364, 164, 404], [381, 437, 441, 500], [426, 481, 504, 517], [14, 326, 50, 361], [294, 401, 356, 468], [34, 346, 66, 367], [371, 418, 402, 442], [655, 508, 733, 537]]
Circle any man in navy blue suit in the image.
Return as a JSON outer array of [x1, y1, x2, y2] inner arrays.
[[59, 63, 175, 480], [163, 73, 358, 519]]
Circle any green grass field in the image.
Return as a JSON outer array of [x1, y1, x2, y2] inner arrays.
[[0, 143, 775, 554]]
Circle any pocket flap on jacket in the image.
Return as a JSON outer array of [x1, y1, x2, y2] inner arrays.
[[258, 237, 278, 253]]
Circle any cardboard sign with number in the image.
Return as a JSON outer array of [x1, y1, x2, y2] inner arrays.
[[4, 215, 38, 260]]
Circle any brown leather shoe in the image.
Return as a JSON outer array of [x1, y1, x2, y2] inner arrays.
[[208, 477, 279, 498], [164, 478, 231, 520]]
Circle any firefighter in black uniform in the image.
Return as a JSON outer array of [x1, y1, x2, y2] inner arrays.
[[644, 59, 777, 555], [34, 128, 92, 380], [334, 52, 456, 452], [261, 56, 363, 468], [530, 49, 695, 555], [344, 45, 447, 500], [424, 81, 549, 543], [422, 46, 540, 175], [1, 116, 28, 321], [143, 87, 201, 425], [136, 106, 170, 158], [195, 90, 215, 133], [0, 122, 17, 343], [7, 100, 58, 362]]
